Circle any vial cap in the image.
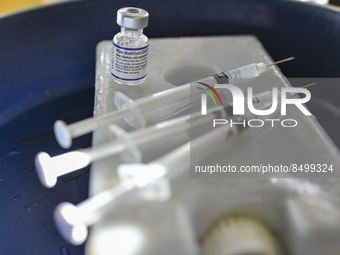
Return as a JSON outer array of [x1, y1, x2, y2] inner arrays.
[[117, 7, 149, 29]]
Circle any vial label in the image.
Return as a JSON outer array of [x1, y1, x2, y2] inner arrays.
[[111, 42, 149, 82]]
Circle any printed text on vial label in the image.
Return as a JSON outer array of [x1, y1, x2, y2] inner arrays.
[[112, 45, 148, 80]]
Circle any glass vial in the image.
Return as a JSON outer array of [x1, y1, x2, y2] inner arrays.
[[111, 7, 149, 86]]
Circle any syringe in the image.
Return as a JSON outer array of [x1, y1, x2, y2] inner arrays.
[[36, 88, 280, 188], [53, 92, 282, 245], [213, 57, 294, 84], [52, 125, 239, 245], [54, 57, 294, 149], [35, 106, 226, 188]]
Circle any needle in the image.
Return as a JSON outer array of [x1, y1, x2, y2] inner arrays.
[[266, 56, 295, 67]]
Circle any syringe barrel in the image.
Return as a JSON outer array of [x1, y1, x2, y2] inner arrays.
[[136, 83, 190, 112], [190, 124, 241, 166], [154, 120, 240, 179], [131, 106, 227, 147], [67, 107, 129, 137], [78, 182, 135, 226], [215, 63, 267, 84], [130, 115, 191, 146], [136, 76, 218, 124], [153, 142, 191, 178]]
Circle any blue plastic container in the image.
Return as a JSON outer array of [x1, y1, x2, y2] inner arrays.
[[0, 0, 340, 254]]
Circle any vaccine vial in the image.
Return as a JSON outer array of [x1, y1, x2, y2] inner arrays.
[[111, 7, 149, 85]]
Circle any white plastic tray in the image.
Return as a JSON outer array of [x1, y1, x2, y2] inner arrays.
[[86, 36, 340, 255]]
